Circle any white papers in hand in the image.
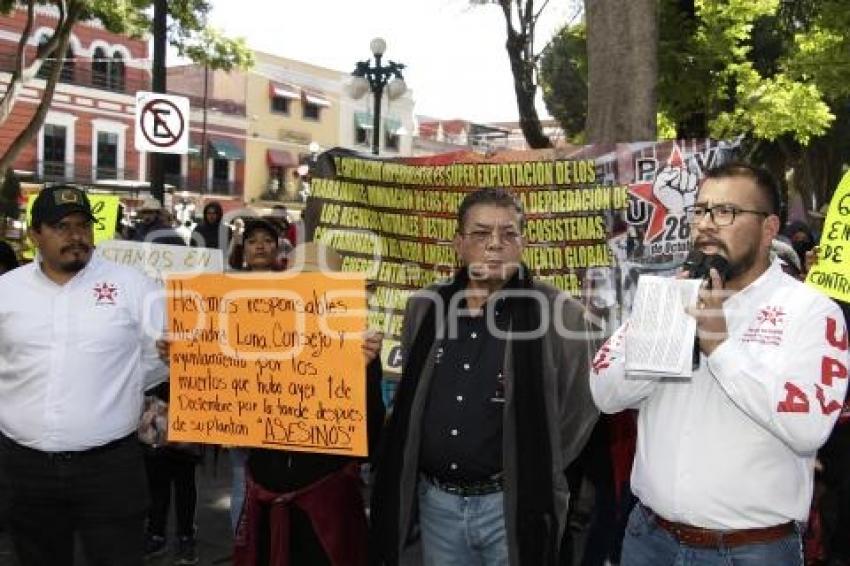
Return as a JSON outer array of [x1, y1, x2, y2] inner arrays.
[[625, 275, 702, 379]]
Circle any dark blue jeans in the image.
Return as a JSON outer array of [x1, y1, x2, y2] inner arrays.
[[621, 504, 803, 566]]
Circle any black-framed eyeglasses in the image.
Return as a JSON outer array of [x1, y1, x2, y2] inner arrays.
[[684, 204, 769, 227], [461, 228, 523, 245]]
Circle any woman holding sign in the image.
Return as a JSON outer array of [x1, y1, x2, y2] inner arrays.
[[231, 220, 385, 566]]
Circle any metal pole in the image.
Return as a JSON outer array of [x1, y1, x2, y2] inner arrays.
[[150, 0, 167, 204], [201, 61, 209, 193], [371, 53, 383, 156]]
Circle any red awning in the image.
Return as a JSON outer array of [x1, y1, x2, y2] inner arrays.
[[267, 149, 297, 167]]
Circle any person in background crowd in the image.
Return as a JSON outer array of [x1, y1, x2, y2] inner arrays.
[[818, 395, 850, 566], [771, 238, 804, 279], [268, 204, 297, 251], [803, 246, 850, 566], [0, 185, 167, 566], [370, 187, 598, 566], [141, 379, 201, 565], [225, 218, 283, 533], [231, 237, 385, 566], [591, 163, 849, 566], [0, 239, 18, 275], [784, 220, 817, 272], [113, 204, 132, 240], [808, 203, 829, 240], [191, 201, 231, 250], [131, 197, 186, 246]]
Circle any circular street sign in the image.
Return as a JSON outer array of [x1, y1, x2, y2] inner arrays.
[[140, 98, 185, 148]]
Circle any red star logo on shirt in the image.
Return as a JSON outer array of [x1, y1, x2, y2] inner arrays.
[[757, 306, 786, 327], [92, 282, 119, 305]]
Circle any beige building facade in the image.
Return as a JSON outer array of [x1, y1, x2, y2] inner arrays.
[[169, 50, 417, 204]]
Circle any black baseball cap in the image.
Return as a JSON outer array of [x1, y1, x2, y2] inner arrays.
[[242, 218, 280, 241], [31, 185, 96, 227]]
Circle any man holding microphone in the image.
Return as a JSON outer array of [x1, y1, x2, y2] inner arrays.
[[590, 163, 849, 565]]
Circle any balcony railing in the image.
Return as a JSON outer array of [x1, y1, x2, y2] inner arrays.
[[14, 160, 243, 195], [0, 54, 149, 95], [20, 160, 139, 186]]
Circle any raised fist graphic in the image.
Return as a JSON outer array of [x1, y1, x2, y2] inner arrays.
[[652, 165, 697, 212]]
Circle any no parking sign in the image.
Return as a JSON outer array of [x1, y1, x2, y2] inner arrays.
[[134, 91, 190, 154]]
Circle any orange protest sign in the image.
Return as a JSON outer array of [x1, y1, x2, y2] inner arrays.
[[165, 272, 368, 457]]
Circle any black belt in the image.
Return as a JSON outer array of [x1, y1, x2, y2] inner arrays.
[[0, 433, 136, 461], [421, 472, 503, 497]]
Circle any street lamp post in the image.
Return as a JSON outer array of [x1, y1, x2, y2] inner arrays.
[[349, 38, 407, 155]]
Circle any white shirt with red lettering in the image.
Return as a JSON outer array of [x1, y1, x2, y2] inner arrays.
[[0, 255, 167, 451], [590, 260, 849, 530]]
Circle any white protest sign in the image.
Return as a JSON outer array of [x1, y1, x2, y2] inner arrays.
[[97, 240, 223, 283]]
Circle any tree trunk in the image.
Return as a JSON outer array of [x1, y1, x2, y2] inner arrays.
[[498, 0, 552, 149], [585, 0, 658, 143], [0, 7, 78, 179], [505, 32, 552, 148]]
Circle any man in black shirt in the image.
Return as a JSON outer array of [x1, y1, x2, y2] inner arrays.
[[371, 188, 599, 566]]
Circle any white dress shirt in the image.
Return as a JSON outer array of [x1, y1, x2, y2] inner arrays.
[[590, 261, 849, 529], [0, 255, 167, 451]]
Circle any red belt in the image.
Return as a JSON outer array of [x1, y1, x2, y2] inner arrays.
[[644, 505, 796, 549]]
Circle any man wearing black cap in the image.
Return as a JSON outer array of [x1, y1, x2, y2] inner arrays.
[[0, 185, 167, 565]]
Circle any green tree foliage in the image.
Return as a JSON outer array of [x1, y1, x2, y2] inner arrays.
[[539, 24, 586, 141], [540, 0, 850, 204], [0, 0, 253, 179]]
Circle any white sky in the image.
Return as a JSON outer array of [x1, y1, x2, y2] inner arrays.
[[202, 0, 580, 123]]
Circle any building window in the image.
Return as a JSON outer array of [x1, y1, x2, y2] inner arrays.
[[60, 45, 74, 82], [385, 127, 400, 151], [37, 37, 75, 82], [354, 113, 373, 147], [355, 125, 369, 146], [212, 159, 230, 194], [96, 132, 118, 179], [36, 35, 52, 79], [303, 101, 321, 121], [271, 96, 290, 114], [162, 153, 183, 189], [43, 124, 66, 179], [110, 51, 125, 92], [92, 47, 108, 88]]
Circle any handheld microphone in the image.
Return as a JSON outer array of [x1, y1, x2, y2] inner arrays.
[[683, 250, 730, 368], [683, 250, 730, 288]]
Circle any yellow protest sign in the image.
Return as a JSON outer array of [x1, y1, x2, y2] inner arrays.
[[166, 273, 369, 456], [23, 194, 120, 259], [807, 170, 850, 301]]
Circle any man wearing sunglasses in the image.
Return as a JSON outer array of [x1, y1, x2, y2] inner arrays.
[[590, 163, 849, 565]]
